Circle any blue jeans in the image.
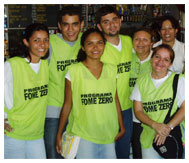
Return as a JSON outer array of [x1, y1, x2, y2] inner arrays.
[[44, 118, 65, 159], [142, 147, 163, 159], [115, 108, 133, 158], [76, 138, 116, 159], [4, 135, 46, 159]]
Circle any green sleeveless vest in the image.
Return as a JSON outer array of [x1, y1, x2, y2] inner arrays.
[[101, 35, 133, 111], [66, 62, 119, 144], [129, 52, 152, 93], [137, 72, 179, 148], [5, 57, 49, 140], [48, 33, 81, 107]]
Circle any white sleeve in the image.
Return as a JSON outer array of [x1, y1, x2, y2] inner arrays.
[[4, 61, 14, 118], [130, 84, 142, 102], [176, 76, 185, 107], [65, 70, 71, 81]]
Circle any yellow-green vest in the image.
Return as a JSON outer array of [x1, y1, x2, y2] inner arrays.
[[66, 62, 119, 144], [5, 57, 49, 140], [101, 35, 133, 111], [48, 33, 81, 107], [137, 72, 179, 148]]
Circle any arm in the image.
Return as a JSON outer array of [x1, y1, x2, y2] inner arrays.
[[56, 79, 73, 154], [4, 118, 14, 134], [155, 76, 185, 145], [4, 61, 14, 134], [114, 91, 125, 141], [134, 100, 170, 137], [168, 76, 185, 128], [154, 101, 185, 145], [167, 100, 185, 129]]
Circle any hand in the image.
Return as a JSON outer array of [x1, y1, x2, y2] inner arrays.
[[115, 127, 126, 141], [56, 134, 62, 155], [154, 133, 167, 146], [4, 118, 14, 134], [152, 122, 170, 137]]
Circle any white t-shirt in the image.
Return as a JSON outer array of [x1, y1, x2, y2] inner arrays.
[[109, 37, 122, 52], [4, 58, 41, 118]]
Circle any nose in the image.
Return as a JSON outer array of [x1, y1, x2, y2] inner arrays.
[[165, 29, 170, 33], [68, 24, 73, 31], [39, 40, 45, 47], [93, 43, 98, 49], [138, 39, 143, 45], [158, 58, 165, 64], [109, 21, 115, 27]]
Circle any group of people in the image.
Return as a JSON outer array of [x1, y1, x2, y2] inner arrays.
[[4, 5, 185, 159]]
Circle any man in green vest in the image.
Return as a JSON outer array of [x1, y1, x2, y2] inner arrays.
[[44, 5, 84, 159], [96, 5, 133, 158]]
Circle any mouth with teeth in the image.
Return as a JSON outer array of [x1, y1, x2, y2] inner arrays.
[[67, 33, 76, 38], [137, 46, 145, 49], [164, 34, 171, 38], [92, 51, 101, 55], [37, 49, 48, 56], [38, 49, 45, 52]]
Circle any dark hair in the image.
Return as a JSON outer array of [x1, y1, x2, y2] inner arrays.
[[158, 15, 180, 31], [133, 27, 153, 41], [77, 28, 106, 62], [95, 5, 120, 25], [152, 44, 175, 64], [22, 23, 49, 61], [58, 5, 82, 24]]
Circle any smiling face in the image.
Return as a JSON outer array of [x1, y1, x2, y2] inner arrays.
[[133, 31, 152, 57], [97, 13, 121, 37], [160, 20, 178, 45], [82, 32, 105, 61], [23, 30, 49, 63], [151, 48, 172, 74], [58, 14, 84, 42]]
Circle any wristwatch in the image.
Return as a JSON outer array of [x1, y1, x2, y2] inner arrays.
[[168, 123, 174, 130]]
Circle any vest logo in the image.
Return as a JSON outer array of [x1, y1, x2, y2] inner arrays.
[[129, 77, 137, 87], [143, 98, 172, 113], [24, 84, 48, 100], [117, 61, 131, 74], [57, 59, 77, 71], [81, 93, 113, 105]]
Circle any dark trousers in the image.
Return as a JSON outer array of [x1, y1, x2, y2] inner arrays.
[[44, 118, 64, 159], [131, 122, 143, 159], [115, 109, 133, 158]]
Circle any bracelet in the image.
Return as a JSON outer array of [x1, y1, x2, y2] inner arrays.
[[168, 123, 174, 130]]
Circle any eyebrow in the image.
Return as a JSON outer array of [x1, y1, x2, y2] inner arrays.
[[62, 21, 79, 25], [102, 16, 119, 22]]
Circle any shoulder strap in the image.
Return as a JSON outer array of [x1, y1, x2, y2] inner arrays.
[[164, 74, 179, 124]]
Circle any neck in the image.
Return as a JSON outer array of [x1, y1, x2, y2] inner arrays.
[[162, 39, 175, 48], [82, 58, 103, 79], [82, 58, 103, 69], [27, 56, 40, 63], [137, 52, 150, 61], [105, 35, 120, 46], [151, 71, 168, 79]]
